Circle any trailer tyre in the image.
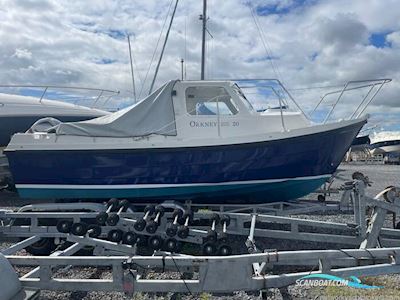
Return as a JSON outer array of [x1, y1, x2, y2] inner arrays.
[[219, 232, 228, 243], [134, 219, 146, 232], [172, 209, 183, 220], [118, 199, 130, 211], [205, 230, 218, 243], [56, 220, 73, 233], [155, 205, 165, 217], [122, 232, 137, 245], [211, 213, 220, 224], [136, 235, 148, 246], [218, 244, 232, 256], [144, 205, 155, 215], [177, 226, 189, 239], [146, 220, 158, 234], [164, 238, 179, 253], [166, 223, 178, 237], [148, 235, 163, 250], [106, 213, 120, 226], [182, 210, 194, 224], [221, 215, 231, 227], [87, 224, 101, 238], [96, 212, 108, 225], [108, 229, 123, 243], [71, 222, 88, 236], [25, 238, 57, 256], [107, 198, 119, 212], [202, 242, 216, 255]]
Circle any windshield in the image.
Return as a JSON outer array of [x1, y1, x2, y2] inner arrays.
[[232, 84, 254, 112]]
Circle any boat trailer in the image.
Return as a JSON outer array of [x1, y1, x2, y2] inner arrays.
[[1, 179, 400, 299]]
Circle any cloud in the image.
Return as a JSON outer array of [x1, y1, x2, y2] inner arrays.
[[387, 31, 400, 48], [313, 14, 368, 54], [12, 48, 33, 60]]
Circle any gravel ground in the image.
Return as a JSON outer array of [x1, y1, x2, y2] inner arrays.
[[1, 163, 400, 299]]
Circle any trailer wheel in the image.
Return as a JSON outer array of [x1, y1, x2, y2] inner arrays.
[[202, 242, 216, 256], [107, 198, 119, 212], [108, 230, 123, 243], [136, 235, 148, 246], [96, 212, 108, 225], [106, 213, 120, 226], [219, 232, 228, 243], [145, 220, 158, 234], [177, 226, 189, 239], [172, 209, 183, 220], [134, 219, 146, 232], [87, 224, 101, 238], [25, 238, 56, 256], [148, 235, 163, 250], [144, 205, 155, 215], [56, 220, 73, 233], [71, 222, 88, 236], [122, 232, 137, 245], [205, 230, 218, 243], [218, 244, 232, 256], [221, 215, 231, 227], [166, 223, 178, 237], [164, 238, 179, 253], [118, 199, 130, 211]]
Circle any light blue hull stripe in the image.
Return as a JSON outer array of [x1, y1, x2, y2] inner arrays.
[[17, 177, 328, 202]]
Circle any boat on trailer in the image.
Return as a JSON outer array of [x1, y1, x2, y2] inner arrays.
[[5, 79, 370, 202], [370, 131, 400, 155]]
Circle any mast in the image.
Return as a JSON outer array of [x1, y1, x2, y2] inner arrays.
[[149, 0, 179, 94], [127, 35, 136, 102], [200, 0, 207, 80]]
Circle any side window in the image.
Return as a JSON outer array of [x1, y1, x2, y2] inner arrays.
[[185, 86, 238, 116]]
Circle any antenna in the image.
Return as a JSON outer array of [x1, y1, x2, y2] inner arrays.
[[184, 16, 187, 80], [180, 58, 184, 80], [127, 35, 136, 102], [200, 0, 207, 80]]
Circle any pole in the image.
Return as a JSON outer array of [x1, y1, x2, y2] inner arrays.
[[180, 59, 184, 80], [149, 0, 179, 94], [127, 35, 136, 102], [201, 0, 207, 80]]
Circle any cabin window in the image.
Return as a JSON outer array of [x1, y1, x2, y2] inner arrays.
[[185, 86, 238, 116]]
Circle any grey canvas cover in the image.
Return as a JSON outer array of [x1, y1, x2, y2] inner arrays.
[[52, 80, 177, 137]]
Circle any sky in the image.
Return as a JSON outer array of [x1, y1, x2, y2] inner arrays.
[[0, 0, 400, 131]]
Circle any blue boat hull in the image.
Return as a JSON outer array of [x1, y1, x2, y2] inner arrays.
[[6, 120, 365, 203]]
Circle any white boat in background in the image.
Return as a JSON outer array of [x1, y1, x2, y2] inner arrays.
[[370, 131, 400, 155], [0, 86, 118, 148]]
